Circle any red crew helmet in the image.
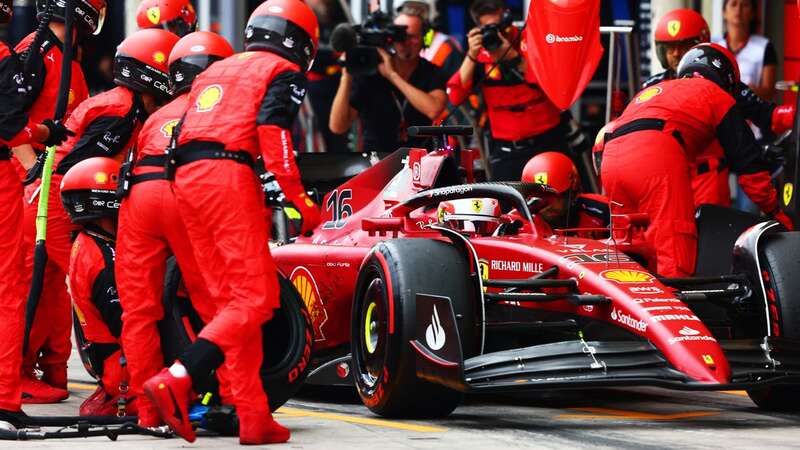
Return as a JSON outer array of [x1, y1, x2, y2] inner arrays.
[[114, 29, 181, 101], [136, 0, 197, 37], [168, 31, 234, 95], [36, 0, 107, 36], [60, 157, 121, 223], [522, 152, 580, 194], [654, 9, 710, 70], [677, 43, 740, 94], [244, 0, 320, 71]]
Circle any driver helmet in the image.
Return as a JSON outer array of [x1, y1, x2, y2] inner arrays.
[[437, 198, 501, 235], [60, 157, 120, 224], [522, 152, 579, 194]]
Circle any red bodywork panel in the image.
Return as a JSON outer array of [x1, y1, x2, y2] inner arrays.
[[272, 148, 730, 385]]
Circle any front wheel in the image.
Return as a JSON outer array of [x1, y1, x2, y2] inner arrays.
[[351, 239, 478, 418]]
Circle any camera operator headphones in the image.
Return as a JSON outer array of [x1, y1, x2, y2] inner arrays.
[[396, 1, 434, 48]]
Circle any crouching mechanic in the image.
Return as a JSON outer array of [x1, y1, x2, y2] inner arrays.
[[116, 31, 234, 429], [521, 152, 609, 236], [602, 43, 790, 278], [645, 8, 795, 208], [59, 157, 138, 417], [21, 28, 178, 405], [141, 0, 321, 444]]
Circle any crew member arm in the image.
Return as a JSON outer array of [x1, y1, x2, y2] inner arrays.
[[329, 69, 358, 134], [256, 70, 308, 202]]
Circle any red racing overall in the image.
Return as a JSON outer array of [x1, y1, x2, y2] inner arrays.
[[169, 50, 311, 422], [14, 29, 89, 391], [68, 229, 138, 416], [601, 78, 780, 277], [0, 40, 30, 413], [117, 93, 233, 425], [22, 86, 144, 389]]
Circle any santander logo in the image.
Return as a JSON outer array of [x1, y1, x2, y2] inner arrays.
[[679, 326, 701, 336]]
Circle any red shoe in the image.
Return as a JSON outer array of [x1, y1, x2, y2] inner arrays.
[[40, 363, 68, 390], [143, 368, 196, 442], [79, 387, 138, 417], [137, 404, 164, 428], [238, 412, 291, 445], [21, 374, 69, 404]]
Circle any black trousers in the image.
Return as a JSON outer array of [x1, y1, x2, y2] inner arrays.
[[488, 124, 569, 181]]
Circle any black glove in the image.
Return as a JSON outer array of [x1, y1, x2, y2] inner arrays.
[[41, 119, 74, 147]]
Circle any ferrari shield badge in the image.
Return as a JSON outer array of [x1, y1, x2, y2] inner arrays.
[[667, 20, 681, 37], [784, 183, 793, 206]]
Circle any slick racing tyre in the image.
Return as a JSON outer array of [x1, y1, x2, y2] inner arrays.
[[351, 239, 479, 418], [746, 231, 800, 411], [160, 258, 314, 412]]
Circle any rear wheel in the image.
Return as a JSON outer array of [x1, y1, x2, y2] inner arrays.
[[160, 259, 313, 412], [351, 239, 478, 418], [746, 231, 800, 411]]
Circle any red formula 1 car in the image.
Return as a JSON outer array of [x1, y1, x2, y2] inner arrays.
[[163, 126, 800, 419]]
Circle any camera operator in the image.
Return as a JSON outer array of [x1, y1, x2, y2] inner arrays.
[[448, 0, 567, 181], [329, 12, 447, 152]]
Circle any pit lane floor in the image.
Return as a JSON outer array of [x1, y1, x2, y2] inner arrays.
[[12, 349, 800, 449]]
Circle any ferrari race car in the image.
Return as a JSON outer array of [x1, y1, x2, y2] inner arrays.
[[159, 126, 800, 419]]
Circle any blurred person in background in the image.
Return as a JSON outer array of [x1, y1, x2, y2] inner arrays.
[[329, 11, 447, 152]]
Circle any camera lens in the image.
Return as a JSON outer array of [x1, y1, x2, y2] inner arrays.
[[481, 25, 501, 52]]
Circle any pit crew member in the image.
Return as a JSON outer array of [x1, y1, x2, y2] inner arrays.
[[643, 8, 795, 208], [0, 0, 75, 422], [601, 43, 790, 278], [21, 28, 178, 402], [14, 0, 105, 403], [59, 157, 139, 417], [116, 31, 234, 429], [447, 0, 567, 181], [142, 0, 320, 444]]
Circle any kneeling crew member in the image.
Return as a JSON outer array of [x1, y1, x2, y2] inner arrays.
[[60, 157, 138, 417]]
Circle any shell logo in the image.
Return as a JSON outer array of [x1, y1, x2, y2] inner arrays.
[[237, 52, 256, 60], [667, 20, 681, 38], [147, 7, 161, 25], [196, 85, 223, 112], [153, 51, 166, 65], [533, 172, 548, 185], [635, 86, 662, 104], [160, 119, 179, 138], [601, 269, 654, 284], [94, 171, 109, 184], [290, 267, 328, 341]]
